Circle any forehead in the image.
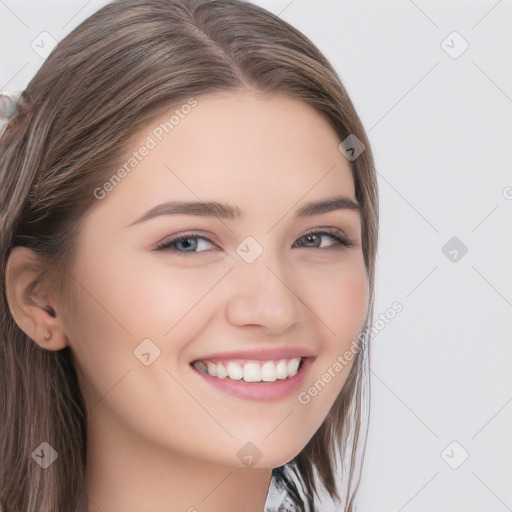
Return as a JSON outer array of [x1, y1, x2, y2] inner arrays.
[[133, 92, 352, 182], [86, 91, 357, 228]]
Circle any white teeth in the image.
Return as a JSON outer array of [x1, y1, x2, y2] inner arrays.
[[275, 359, 288, 380], [243, 362, 262, 382], [226, 361, 243, 380], [287, 357, 300, 377], [194, 357, 303, 382], [261, 361, 277, 382], [216, 362, 227, 379], [206, 361, 217, 377]]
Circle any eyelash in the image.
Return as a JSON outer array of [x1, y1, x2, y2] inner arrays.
[[154, 228, 355, 255]]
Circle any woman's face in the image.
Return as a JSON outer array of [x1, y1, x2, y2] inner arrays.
[[63, 91, 368, 469]]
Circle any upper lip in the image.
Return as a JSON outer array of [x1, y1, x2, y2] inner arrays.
[[191, 346, 316, 363]]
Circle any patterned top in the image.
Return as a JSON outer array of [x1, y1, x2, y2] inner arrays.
[[264, 474, 299, 511]]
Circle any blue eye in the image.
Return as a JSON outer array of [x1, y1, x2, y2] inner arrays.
[[155, 229, 355, 255], [155, 234, 216, 253]]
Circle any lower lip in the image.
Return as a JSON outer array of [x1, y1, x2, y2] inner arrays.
[[191, 357, 314, 402]]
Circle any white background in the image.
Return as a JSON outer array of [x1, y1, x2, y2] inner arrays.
[[1, 1, 511, 511]]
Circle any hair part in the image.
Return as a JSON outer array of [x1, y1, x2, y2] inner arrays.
[[0, 1, 378, 510]]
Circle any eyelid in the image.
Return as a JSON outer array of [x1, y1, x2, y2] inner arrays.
[[302, 226, 351, 241]]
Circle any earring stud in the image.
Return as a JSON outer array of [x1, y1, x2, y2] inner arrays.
[[43, 332, 52, 341]]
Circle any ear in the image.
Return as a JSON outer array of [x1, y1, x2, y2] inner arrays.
[[5, 246, 69, 351]]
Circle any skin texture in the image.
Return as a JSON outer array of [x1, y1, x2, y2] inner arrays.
[[6, 91, 369, 511]]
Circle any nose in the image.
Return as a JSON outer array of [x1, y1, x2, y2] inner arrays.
[[224, 253, 302, 333]]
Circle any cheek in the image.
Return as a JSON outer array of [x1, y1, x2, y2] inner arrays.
[[293, 257, 368, 426], [303, 256, 369, 341], [71, 247, 228, 337], [65, 251, 230, 396]]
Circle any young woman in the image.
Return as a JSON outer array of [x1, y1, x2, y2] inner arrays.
[[0, 1, 379, 510]]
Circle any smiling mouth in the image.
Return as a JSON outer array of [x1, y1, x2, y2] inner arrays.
[[191, 357, 305, 383]]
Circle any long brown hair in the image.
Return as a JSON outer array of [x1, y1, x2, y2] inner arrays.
[[0, 1, 379, 510]]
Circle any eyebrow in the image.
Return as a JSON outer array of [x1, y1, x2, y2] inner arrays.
[[127, 195, 361, 227]]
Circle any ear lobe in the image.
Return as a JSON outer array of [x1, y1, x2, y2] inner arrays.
[[5, 246, 69, 351]]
